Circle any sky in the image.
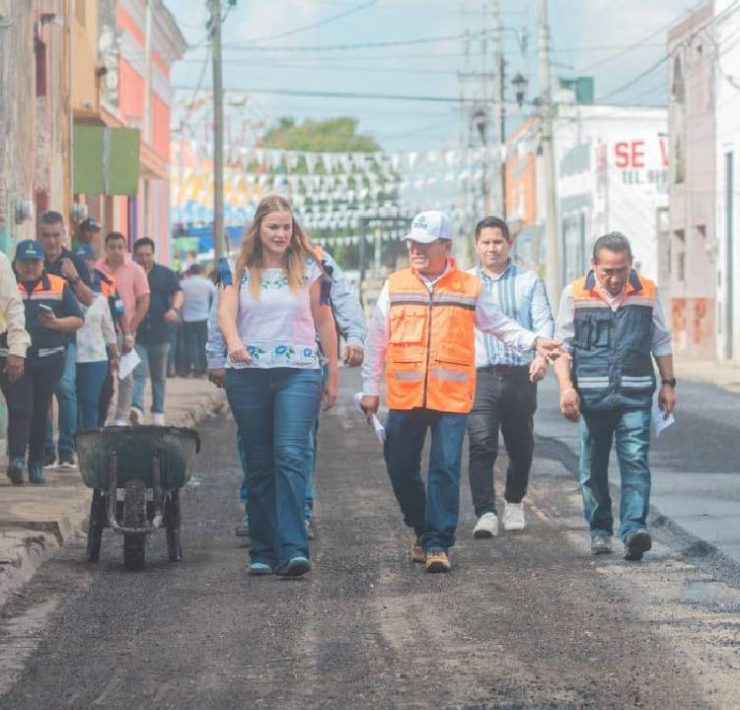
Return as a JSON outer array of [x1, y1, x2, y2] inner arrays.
[[165, 0, 705, 154]]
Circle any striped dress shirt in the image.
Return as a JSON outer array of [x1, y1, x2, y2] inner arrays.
[[469, 261, 554, 368]]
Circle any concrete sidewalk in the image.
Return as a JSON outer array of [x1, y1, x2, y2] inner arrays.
[[0, 376, 226, 607], [675, 353, 740, 392]]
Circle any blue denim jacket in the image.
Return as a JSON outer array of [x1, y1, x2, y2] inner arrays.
[[206, 250, 366, 370]]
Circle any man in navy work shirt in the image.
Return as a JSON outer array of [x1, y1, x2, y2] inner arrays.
[[467, 216, 555, 538], [2, 240, 83, 484], [132, 237, 183, 426], [38, 210, 94, 470]]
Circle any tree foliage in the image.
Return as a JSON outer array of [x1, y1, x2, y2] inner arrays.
[[261, 117, 381, 153]]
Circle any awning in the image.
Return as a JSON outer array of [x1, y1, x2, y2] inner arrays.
[[73, 125, 140, 195]]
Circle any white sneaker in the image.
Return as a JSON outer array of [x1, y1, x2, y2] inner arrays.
[[152, 413, 165, 426], [473, 512, 499, 538], [129, 406, 143, 426], [113, 419, 129, 427], [502, 502, 526, 531]]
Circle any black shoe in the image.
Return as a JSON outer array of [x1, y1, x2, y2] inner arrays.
[[275, 556, 310, 577], [43, 451, 56, 468], [623, 530, 652, 561], [58, 451, 76, 470], [6, 457, 24, 485], [591, 535, 613, 555], [28, 462, 46, 485]]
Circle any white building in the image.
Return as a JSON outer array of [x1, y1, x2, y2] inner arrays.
[[668, 2, 717, 360], [715, 0, 740, 362], [555, 105, 669, 286]]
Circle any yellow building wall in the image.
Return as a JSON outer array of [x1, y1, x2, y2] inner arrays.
[[71, 0, 99, 116]]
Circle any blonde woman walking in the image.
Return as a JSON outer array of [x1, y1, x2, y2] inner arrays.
[[218, 195, 338, 577]]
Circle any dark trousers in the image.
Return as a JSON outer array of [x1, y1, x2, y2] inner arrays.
[[0, 356, 65, 464], [467, 366, 537, 517], [98, 365, 115, 427], [182, 320, 208, 375]]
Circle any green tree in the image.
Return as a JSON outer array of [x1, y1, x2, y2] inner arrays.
[[261, 117, 380, 153]]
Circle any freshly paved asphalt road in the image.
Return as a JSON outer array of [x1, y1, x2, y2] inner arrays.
[[535, 376, 740, 565], [1, 370, 739, 708]]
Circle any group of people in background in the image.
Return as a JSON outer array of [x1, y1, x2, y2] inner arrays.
[[206, 194, 677, 579], [0, 211, 216, 485]]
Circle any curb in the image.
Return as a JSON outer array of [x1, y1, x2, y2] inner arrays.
[[536, 432, 740, 584], [0, 530, 59, 608], [0, 388, 228, 610]]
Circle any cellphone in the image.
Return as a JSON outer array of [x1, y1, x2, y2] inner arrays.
[[37, 304, 53, 316]]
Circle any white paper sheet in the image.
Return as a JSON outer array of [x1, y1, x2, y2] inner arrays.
[[118, 349, 141, 380], [651, 390, 675, 438], [353, 392, 386, 444]]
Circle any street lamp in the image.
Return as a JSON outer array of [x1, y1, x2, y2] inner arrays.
[[512, 72, 528, 108], [472, 107, 488, 145]]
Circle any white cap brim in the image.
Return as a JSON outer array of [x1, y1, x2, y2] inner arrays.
[[402, 229, 443, 244]]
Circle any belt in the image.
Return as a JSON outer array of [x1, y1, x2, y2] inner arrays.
[[477, 365, 529, 376]]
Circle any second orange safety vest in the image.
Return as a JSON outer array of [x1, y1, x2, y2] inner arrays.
[[386, 261, 480, 414]]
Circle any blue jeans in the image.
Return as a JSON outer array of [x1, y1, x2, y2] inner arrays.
[[237, 363, 327, 520], [182, 320, 208, 375], [383, 408, 468, 552], [226, 367, 322, 567], [167, 323, 178, 374], [132, 342, 171, 414], [76, 361, 109, 432], [578, 407, 652, 542], [45, 343, 77, 456]]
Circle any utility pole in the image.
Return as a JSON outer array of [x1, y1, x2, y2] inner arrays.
[[499, 53, 507, 220], [210, 0, 225, 264], [491, 0, 504, 217], [537, 0, 561, 309]]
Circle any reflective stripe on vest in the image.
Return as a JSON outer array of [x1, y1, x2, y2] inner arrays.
[[570, 270, 656, 411], [17, 273, 66, 301], [386, 263, 480, 413]]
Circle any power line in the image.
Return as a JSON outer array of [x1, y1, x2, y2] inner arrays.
[[576, 0, 707, 74], [597, 55, 668, 103], [597, 0, 740, 102], [243, 1, 377, 44], [171, 84, 540, 107], [222, 31, 484, 52], [176, 56, 491, 77]]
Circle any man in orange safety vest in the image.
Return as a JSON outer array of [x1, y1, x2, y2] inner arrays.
[[360, 210, 561, 573]]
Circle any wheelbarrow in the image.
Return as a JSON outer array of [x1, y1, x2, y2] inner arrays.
[[76, 426, 200, 571]]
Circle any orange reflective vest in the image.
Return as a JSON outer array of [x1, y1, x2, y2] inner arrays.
[[13, 273, 70, 359], [386, 261, 480, 413]]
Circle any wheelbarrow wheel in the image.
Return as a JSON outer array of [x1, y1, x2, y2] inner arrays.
[[165, 489, 182, 562], [123, 480, 147, 571], [86, 489, 105, 563]]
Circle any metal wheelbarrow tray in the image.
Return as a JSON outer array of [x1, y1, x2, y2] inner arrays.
[[76, 426, 200, 571]]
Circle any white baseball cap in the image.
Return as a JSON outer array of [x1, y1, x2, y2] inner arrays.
[[402, 210, 453, 244]]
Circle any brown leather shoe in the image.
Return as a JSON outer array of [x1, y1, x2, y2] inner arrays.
[[425, 550, 451, 573], [410, 540, 425, 563]]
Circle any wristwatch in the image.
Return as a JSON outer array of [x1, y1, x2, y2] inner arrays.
[[661, 378, 677, 387]]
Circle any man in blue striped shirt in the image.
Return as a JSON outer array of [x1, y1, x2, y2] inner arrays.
[[467, 216, 555, 537]]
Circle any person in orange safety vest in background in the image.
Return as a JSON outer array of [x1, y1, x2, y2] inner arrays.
[[360, 211, 562, 573]]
